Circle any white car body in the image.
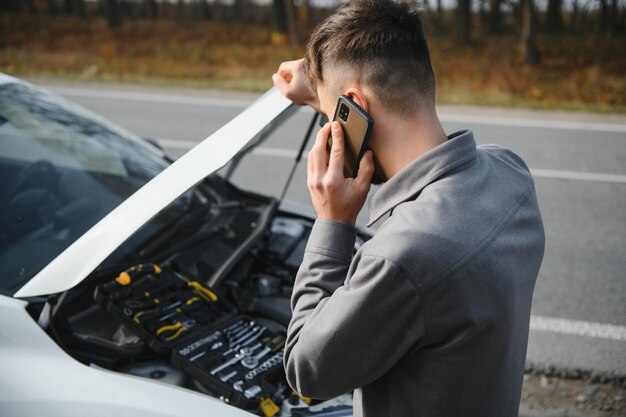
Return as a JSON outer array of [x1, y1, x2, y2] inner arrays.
[[0, 74, 355, 417], [0, 295, 254, 417]]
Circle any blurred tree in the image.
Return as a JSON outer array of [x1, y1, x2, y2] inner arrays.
[[234, 0, 245, 21], [570, 0, 578, 32], [17, 0, 37, 13], [272, 0, 288, 39], [521, 0, 540, 65], [145, 0, 158, 19], [598, 0, 609, 31], [47, 0, 58, 14], [198, 0, 213, 20], [283, 0, 302, 47], [106, 0, 122, 27], [61, 0, 85, 18], [0, 0, 13, 11], [456, 0, 471, 45], [299, 0, 313, 33], [272, 0, 302, 47], [487, 0, 502, 34], [545, 0, 563, 32], [609, 0, 618, 32], [436, 0, 443, 20], [176, 0, 189, 21]]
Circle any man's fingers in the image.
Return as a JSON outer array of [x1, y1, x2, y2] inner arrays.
[[277, 59, 299, 82], [309, 123, 331, 175], [356, 150, 375, 189], [272, 73, 289, 95], [328, 121, 345, 178]]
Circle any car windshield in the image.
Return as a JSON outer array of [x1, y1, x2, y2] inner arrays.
[[0, 81, 172, 293]]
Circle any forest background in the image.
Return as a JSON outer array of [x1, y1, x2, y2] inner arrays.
[[0, 0, 624, 112]]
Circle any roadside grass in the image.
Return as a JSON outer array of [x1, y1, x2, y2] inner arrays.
[[2, 13, 625, 113]]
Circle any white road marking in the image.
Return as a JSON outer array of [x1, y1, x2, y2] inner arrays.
[[47, 86, 252, 109], [530, 168, 626, 184], [530, 315, 626, 342], [158, 140, 626, 184], [251, 147, 299, 158], [49, 86, 626, 133], [440, 114, 626, 133]]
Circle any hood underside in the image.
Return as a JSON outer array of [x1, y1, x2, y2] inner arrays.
[[14, 89, 294, 298]]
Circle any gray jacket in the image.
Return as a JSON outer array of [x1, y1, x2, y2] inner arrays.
[[284, 130, 545, 417]]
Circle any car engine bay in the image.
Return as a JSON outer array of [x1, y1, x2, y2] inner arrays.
[[40, 179, 366, 417]]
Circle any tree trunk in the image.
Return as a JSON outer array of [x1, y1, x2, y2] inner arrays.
[[48, 0, 59, 13], [545, 0, 563, 32], [106, 0, 122, 27], [570, 0, 578, 33], [456, 0, 471, 46], [63, 0, 73, 14], [0, 0, 11, 12], [433, 0, 443, 31], [487, 0, 502, 34], [301, 0, 312, 33], [521, 0, 540, 65], [176, 0, 187, 21], [479, 0, 487, 24], [25, 0, 37, 13], [282, 0, 302, 48], [76, 0, 86, 19], [609, 0, 617, 32], [272, 0, 288, 44], [598, 0, 609, 32], [197, 0, 211, 19], [142, 0, 157, 19], [233, 0, 245, 21]]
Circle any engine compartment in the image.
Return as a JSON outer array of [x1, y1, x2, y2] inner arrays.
[[46, 209, 359, 417]]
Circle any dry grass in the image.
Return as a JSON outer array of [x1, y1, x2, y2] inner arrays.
[[431, 35, 626, 112], [1, 13, 625, 112]]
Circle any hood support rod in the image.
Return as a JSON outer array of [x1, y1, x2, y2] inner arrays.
[[279, 112, 319, 203]]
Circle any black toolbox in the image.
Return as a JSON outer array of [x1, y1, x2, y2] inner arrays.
[[94, 263, 235, 354], [94, 264, 285, 416], [172, 315, 285, 410]]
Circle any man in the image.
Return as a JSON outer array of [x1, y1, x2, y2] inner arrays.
[[272, 1, 545, 416]]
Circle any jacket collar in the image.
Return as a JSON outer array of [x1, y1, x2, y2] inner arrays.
[[367, 129, 477, 227]]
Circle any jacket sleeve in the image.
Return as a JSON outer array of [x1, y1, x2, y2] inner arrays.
[[284, 219, 425, 399]]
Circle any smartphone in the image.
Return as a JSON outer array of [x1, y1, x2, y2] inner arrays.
[[326, 95, 374, 178]]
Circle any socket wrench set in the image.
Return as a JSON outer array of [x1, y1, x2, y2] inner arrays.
[[94, 263, 235, 354], [94, 263, 286, 415], [172, 316, 286, 410]]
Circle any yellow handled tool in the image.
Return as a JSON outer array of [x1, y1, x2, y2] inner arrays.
[[187, 281, 218, 302], [115, 263, 162, 286], [156, 319, 195, 341]]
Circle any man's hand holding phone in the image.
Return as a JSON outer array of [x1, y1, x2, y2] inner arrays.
[[307, 121, 374, 227]]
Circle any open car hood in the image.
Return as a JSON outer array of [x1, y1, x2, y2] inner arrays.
[[14, 89, 295, 298]]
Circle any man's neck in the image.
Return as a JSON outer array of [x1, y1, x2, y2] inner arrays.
[[373, 107, 447, 179]]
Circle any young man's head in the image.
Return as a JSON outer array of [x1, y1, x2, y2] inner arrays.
[[304, 0, 435, 120]]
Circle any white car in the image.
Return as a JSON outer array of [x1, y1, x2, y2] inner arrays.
[[0, 74, 370, 417]]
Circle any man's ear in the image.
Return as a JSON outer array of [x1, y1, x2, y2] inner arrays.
[[344, 88, 369, 113]]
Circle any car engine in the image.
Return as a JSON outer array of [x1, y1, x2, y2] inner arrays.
[[47, 198, 365, 417]]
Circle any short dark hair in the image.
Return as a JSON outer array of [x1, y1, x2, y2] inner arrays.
[[304, 0, 436, 114]]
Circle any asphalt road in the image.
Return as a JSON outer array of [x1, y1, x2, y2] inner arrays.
[[37, 80, 626, 379]]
